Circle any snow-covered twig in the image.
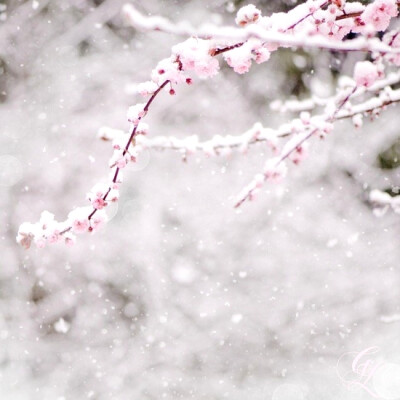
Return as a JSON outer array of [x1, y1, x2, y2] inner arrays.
[[271, 71, 400, 114], [99, 123, 280, 158], [100, 83, 400, 157]]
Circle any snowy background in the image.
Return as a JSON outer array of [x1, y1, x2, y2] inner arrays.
[[1, 0, 400, 399]]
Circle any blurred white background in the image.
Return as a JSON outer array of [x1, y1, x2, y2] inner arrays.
[[1, 0, 400, 399]]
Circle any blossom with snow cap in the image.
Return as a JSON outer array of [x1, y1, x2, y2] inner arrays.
[[354, 61, 379, 87], [172, 38, 219, 79], [361, 0, 398, 31], [235, 4, 261, 26]]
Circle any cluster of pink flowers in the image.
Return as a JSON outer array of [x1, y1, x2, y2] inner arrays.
[[109, 121, 148, 168], [244, 0, 398, 41], [127, 103, 146, 125], [172, 38, 220, 78], [223, 39, 271, 74], [132, 0, 399, 95], [263, 159, 288, 183], [241, 0, 347, 41], [235, 4, 261, 26], [16, 207, 108, 249], [353, 61, 380, 87], [361, 0, 398, 32], [86, 183, 119, 210]]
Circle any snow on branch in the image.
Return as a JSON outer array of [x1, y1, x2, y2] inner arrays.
[[271, 71, 400, 113], [123, 2, 400, 55], [99, 123, 281, 158], [100, 82, 400, 159], [17, 0, 400, 248]]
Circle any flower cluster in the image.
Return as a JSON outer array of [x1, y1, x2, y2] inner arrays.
[[172, 38, 220, 78], [16, 208, 108, 249], [354, 61, 380, 87], [361, 0, 398, 32], [235, 4, 261, 27], [223, 39, 271, 74]]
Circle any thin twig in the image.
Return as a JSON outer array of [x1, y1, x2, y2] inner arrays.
[[87, 79, 170, 222]]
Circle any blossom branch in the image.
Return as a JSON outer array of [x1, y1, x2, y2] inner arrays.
[[234, 85, 400, 208], [17, 0, 400, 248], [88, 79, 170, 222]]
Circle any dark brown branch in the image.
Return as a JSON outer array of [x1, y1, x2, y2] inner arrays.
[[87, 79, 170, 222], [335, 11, 362, 21], [211, 42, 244, 56]]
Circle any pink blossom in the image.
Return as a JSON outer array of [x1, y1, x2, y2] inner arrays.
[[16, 222, 41, 249], [72, 219, 89, 233], [90, 211, 107, 232], [116, 156, 128, 169], [64, 233, 76, 247], [87, 183, 110, 210], [354, 61, 379, 87], [332, 19, 353, 40], [136, 122, 149, 136], [68, 208, 91, 234], [89, 183, 108, 198], [137, 81, 158, 97], [235, 4, 261, 26], [254, 173, 264, 189], [108, 188, 119, 202], [194, 58, 219, 78], [235, 61, 252, 74], [361, 0, 398, 31], [264, 42, 279, 52], [127, 104, 146, 124], [17, 233, 34, 249], [263, 159, 287, 183], [151, 58, 186, 85], [332, 0, 345, 8], [328, 4, 340, 17], [109, 151, 130, 169], [112, 135, 126, 150], [254, 47, 270, 64], [47, 230, 61, 244], [92, 197, 107, 210], [172, 38, 220, 79], [352, 113, 363, 128], [34, 237, 46, 249], [289, 144, 308, 165], [223, 46, 252, 74]]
